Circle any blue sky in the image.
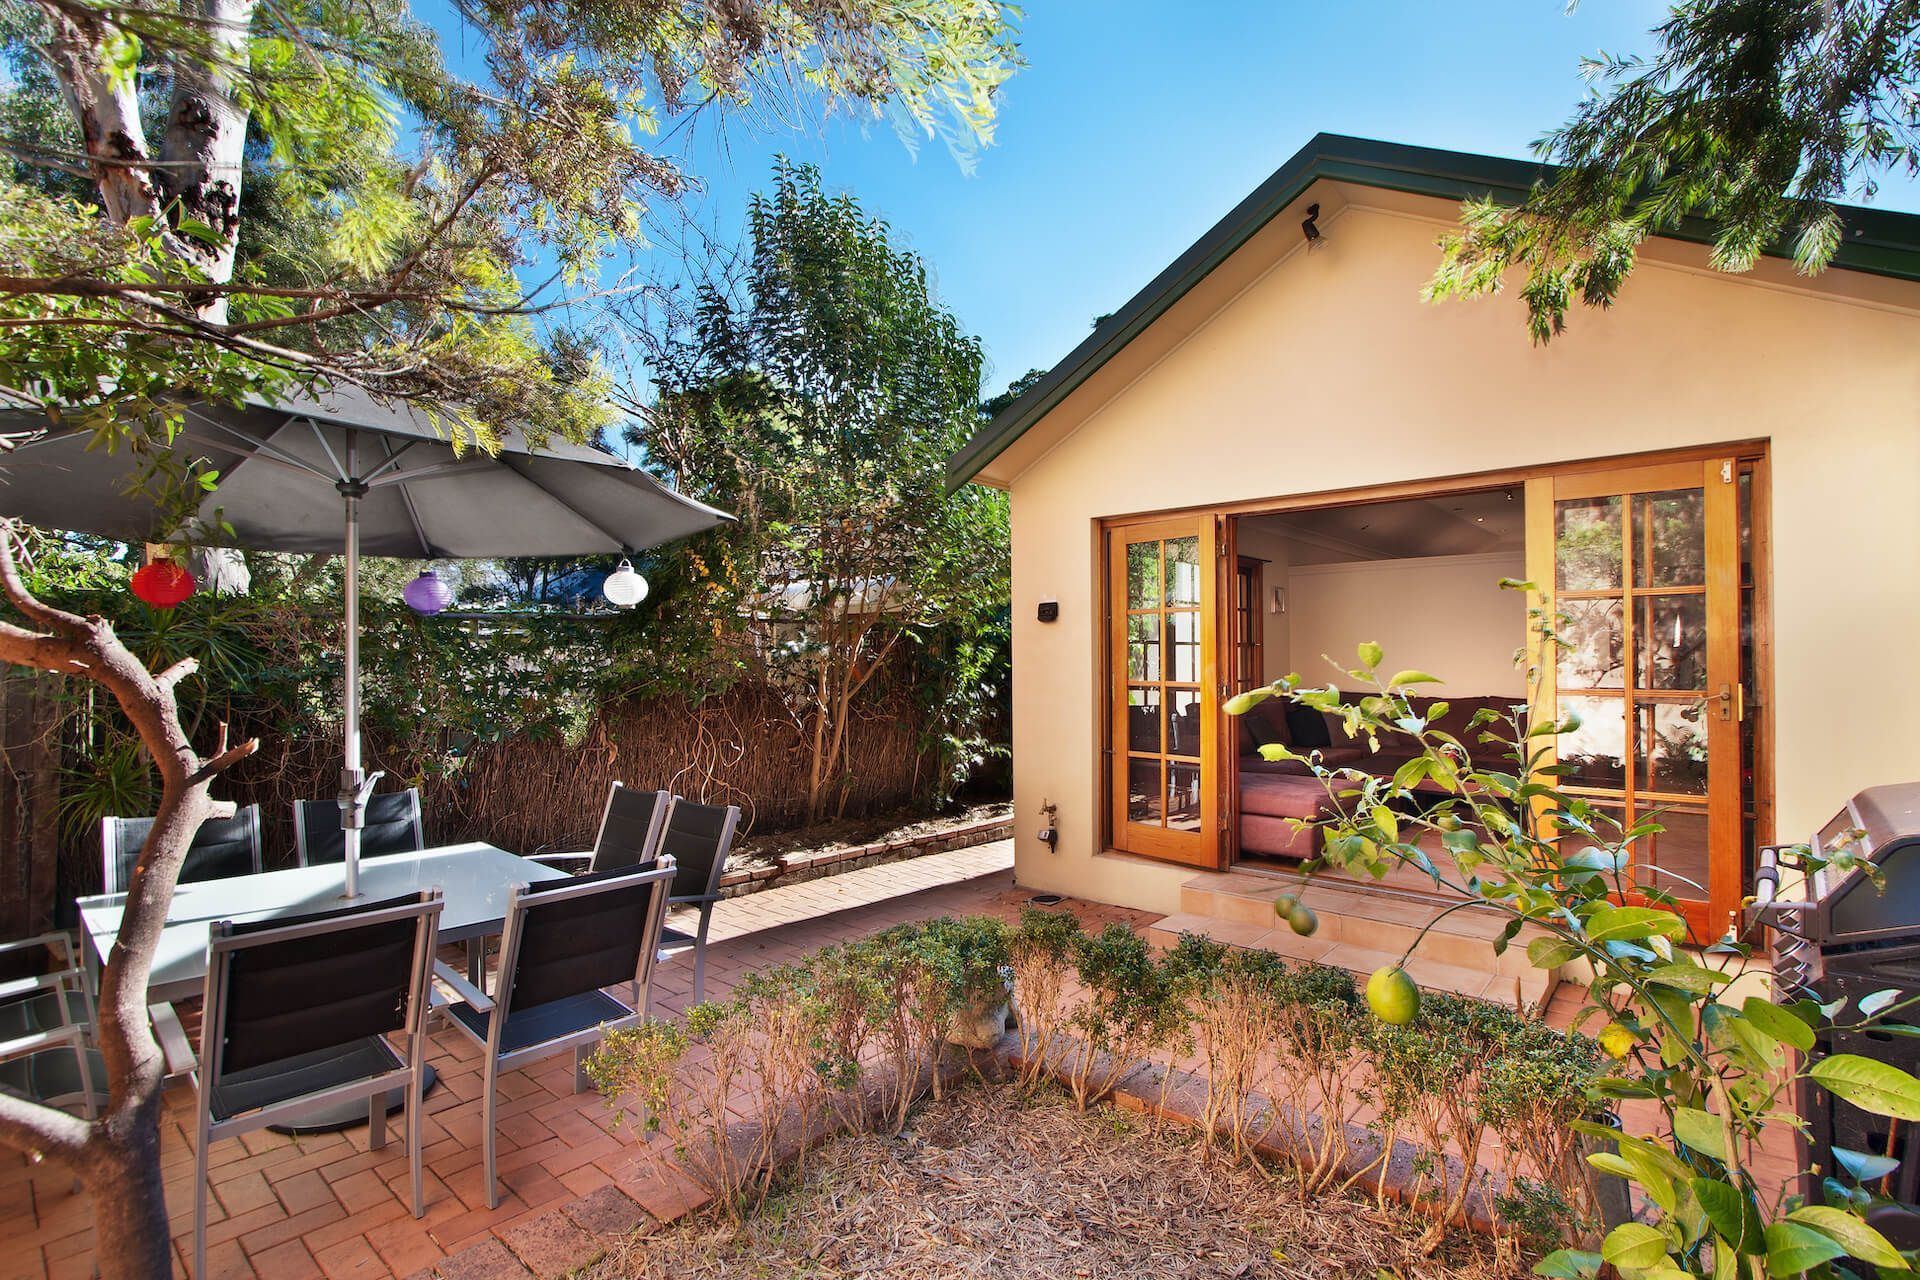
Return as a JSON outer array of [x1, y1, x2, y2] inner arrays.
[[508, 1, 1920, 400]]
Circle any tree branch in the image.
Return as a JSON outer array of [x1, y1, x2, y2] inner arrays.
[[0, 1089, 89, 1165]]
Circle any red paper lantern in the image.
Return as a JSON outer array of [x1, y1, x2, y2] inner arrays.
[[130, 560, 197, 609]]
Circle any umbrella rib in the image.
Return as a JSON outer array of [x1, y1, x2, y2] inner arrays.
[[181, 410, 332, 481], [376, 435, 437, 559], [307, 419, 349, 483]]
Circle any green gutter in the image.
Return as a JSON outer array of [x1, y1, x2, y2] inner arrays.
[[947, 132, 1920, 492]]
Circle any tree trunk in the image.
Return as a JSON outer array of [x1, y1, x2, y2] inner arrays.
[[0, 523, 257, 1280]]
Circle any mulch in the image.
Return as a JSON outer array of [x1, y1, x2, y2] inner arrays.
[[592, 1085, 1529, 1280]]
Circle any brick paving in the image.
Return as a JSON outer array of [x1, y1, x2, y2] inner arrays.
[[1, 839, 1799, 1277]]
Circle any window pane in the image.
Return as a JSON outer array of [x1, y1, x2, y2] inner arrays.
[[1640, 700, 1709, 796], [1558, 598, 1624, 690], [1164, 536, 1201, 606], [1127, 758, 1162, 825], [1559, 694, 1627, 788], [1166, 610, 1201, 682], [1167, 762, 1202, 831], [1126, 540, 1160, 610], [1168, 689, 1203, 758], [1126, 686, 1161, 753], [1636, 803, 1710, 903], [1638, 594, 1707, 690], [1127, 614, 1160, 680], [1633, 489, 1705, 588], [1556, 497, 1622, 591]]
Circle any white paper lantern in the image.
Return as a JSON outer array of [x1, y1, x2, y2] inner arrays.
[[604, 558, 649, 609]]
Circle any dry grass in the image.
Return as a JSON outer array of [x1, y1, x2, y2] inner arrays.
[[593, 1087, 1527, 1280]]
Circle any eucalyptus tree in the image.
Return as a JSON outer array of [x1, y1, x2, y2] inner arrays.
[[0, 3, 1020, 1273], [1427, 0, 1919, 340], [638, 161, 1011, 823]]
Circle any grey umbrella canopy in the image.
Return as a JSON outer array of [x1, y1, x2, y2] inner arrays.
[[0, 388, 733, 895]]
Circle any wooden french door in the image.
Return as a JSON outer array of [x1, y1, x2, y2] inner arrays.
[[1108, 516, 1220, 867], [1527, 459, 1743, 939]]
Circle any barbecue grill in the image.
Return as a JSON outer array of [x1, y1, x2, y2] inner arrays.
[[1749, 781, 1920, 1245]]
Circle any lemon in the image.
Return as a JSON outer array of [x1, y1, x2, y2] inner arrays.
[[1272, 894, 1299, 920], [1599, 1023, 1637, 1060], [1287, 902, 1319, 936], [1365, 966, 1420, 1025]]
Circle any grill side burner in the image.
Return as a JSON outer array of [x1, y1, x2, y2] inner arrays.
[[1750, 782, 1920, 1247]]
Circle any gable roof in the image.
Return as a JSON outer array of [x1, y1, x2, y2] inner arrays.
[[948, 132, 1920, 491]]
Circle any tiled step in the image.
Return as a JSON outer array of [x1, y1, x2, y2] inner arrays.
[[1151, 869, 1563, 1013]]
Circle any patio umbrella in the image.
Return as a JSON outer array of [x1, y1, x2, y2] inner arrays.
[[0, 387, 733, 897]]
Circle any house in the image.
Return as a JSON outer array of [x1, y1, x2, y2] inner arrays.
[[947, 134, 1920, 997]]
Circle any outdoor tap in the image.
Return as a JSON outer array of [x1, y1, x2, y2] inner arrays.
[[1037, 799, 1058, 850]]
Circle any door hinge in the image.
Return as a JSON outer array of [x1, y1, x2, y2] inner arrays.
[[1720, 460, 1734, 484]]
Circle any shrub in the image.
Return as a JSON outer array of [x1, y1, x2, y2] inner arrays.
[[1007, 907, 1082, 1088], [1065, 922, 1188, 1109]]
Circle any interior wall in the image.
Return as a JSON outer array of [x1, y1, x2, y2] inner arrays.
[[1284, 552, 1527, 697], [1233, 523, 1291, 679]]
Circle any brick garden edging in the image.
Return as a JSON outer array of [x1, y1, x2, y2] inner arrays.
[[715, 814, 1012, 901]]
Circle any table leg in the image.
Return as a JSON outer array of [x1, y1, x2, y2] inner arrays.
[[467, 937, 485, 988]]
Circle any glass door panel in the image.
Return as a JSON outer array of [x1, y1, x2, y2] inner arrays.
[[1109, 518, 1219, 867], [1539, 461, 1742, 938]]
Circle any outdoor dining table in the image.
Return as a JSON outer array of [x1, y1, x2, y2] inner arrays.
[[75, 842, 570, 1129]]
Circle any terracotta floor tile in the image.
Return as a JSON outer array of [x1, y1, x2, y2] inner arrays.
[[311, 1235, 389, 1280]]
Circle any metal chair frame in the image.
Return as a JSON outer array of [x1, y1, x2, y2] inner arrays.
[[168, 890, 442, 1280], [435, 860, 675, 1208], [293, 787, 425, 867], [655, 798, 742, 1006], [100, 805, 264, 895], [0, 932, 99, 1119]]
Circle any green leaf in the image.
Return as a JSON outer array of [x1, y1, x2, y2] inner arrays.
[[1858, 988, 1902, 1018], [1831, 1146, 1901, 1183], [1603, 1223, 1672, 1271], [1673, 1107, 1729, 1162], [1787, 1205, 1910, 1269], [1645, 962, 1731, 994], [1535, 1250, 1603, 1280], [1388, 669, 1442, 687], [1743, 997, 1817, 1053], [1587, 904, 1689, 943], [1529, 936, 1586, 968], [1692, 1177, 1766, 1254], [1810, 1055, 1920, 1120], [1357, 641, 1383, 670], [1764, 1220, 1849, 1276], [1223, 689, 1270, 716], [1371, 805, 1400, 843]]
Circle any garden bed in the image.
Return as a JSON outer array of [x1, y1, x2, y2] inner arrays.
[[590, 1086, 1521, 1280], [717, 800, 1012, 898]]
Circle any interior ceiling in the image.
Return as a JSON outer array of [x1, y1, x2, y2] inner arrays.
[[1240, 487, 1524, 563]]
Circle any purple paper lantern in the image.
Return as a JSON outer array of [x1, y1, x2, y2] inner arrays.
[[403, 568, 454, 615]]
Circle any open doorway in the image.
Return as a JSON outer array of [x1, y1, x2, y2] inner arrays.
[[1229, 488, 1528, 870]]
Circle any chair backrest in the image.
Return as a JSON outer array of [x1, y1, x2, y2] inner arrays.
[[201, 891, 441, 1083], [101, 805, 263, 896], [294, 789, 424, 867], [493, 863, 676, 1019], [657, 798, 741, 902], [588, 783, 672, 874]]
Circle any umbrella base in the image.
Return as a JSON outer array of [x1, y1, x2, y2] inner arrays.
[[268, 1065, 439, 1135]]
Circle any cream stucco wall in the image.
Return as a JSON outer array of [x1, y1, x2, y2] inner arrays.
[[1003, 193, 1920, 916], [1286, 552, 1527, 698]]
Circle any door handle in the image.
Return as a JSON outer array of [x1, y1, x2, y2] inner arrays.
[[1712, 682, 1743, 722]]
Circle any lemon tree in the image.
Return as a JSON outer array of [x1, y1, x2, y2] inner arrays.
[[1223, 594, 1920, 1280]]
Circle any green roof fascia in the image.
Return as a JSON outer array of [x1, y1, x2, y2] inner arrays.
[[947, 133, 1920, 492]]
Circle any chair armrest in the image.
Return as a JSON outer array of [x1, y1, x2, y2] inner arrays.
[[0, 931, 75, 962], [668, 893, 719, 907], [0, 1024, 83, 1062], [526, 851, 592, 871], [432, 960, 494, 1013], [0, 969, 81, 1005], [149, 1002, 196, 1077]]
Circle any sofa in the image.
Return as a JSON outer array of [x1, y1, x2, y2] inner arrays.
[[1235, 691, 1523, 860]]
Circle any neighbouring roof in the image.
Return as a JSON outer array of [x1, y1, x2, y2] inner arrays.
[[947, 133, 1920, 491]]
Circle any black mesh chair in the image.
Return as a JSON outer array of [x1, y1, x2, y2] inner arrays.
[[435, 862, 675, 1208], [528, 782, 670, 876], [153, 891, 443, 1279], [0, 932, 94, 1053], [654, 799, 742, 1006], [294, 788, 425, 866], [0, 935, 102, 1119], [101, 804, 264, 895]]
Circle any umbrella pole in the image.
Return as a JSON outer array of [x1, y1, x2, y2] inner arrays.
[[338, 438, 370, 899]]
